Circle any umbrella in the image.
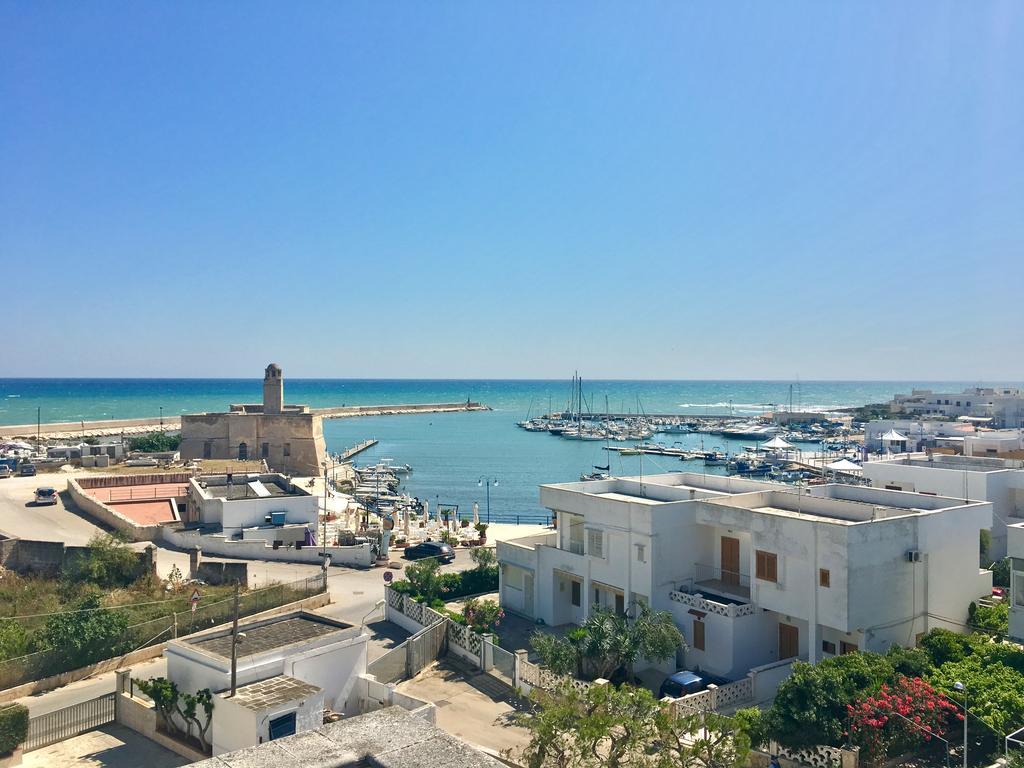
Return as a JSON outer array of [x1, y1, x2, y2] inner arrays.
[[472, 502, 479, 526], [825, 459, 862, 472], [763, 436, 795, 450], [403, 505, 411, 538], [422, 500, 430, 525]]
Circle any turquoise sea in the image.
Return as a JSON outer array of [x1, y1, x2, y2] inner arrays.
[[0, 379, 999, 523]]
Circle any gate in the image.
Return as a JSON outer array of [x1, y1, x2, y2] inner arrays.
[[488, 643, 516, 688], [366, 619, 448, 684], [25, 693, 116, 752]]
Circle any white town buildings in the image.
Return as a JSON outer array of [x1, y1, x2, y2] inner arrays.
[[862, 453, 1024, 560], [498, 473, 992, 681], [889, 387, 1024, 428]]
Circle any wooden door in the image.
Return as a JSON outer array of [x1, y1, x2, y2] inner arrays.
[[779, 623, 799, 660], [720, 536, 741, 585]]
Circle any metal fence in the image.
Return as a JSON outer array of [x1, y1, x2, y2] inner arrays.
[[0, 573, 327, 692], [367, 619, 448, 684], [25, 693, 116, 752], [489, 644, 516, 686]]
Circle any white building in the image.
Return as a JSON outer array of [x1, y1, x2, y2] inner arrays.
[[890, 388, 1024, 428], [964, 431, 1024, 458], [498, 473, 992, 680], [863, 420, 975, 453], [186, 473, 319, 546], [1007, 523, 1024, 643], [164, 611, 369, 755], [863, 453, 1024, 560]]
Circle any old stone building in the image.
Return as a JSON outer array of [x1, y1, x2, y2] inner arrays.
[[180, 364, 327, 476]]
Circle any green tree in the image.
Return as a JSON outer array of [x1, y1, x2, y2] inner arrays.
[[530, 606, 684, 683], [919, 628, 976, 667], [63, 533, 142, 589], [42, 594, 130, 668], [510, 681, 748, 768], [0, 621, 30, 662], [991, 558, 1011, 588], [403, 557, 443, 602], [764, 652, 900, 749], [469, 546, 496, 570], [128, 432, 181, 452], [969, 602, 1009, 635], [0, 704, 28, 756]]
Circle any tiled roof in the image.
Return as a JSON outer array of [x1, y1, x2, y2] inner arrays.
[[226, 675, 321, 711]]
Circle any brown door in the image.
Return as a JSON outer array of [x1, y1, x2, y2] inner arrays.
[[720, 536, 740, 585], [779, 623, 799, 659]]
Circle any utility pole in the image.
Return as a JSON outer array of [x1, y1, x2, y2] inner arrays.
[[36, 407, 40, 449], [229, 581, 240, 697]]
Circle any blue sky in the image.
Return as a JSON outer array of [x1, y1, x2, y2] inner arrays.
[[2, 2, 1022, 380]]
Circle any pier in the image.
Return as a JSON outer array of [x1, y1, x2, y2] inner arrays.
[[339, 439, 378, 461], [0, 401, 490, 440]]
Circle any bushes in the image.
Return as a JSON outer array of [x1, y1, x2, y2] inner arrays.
[[969, 601, 1009, 635], [42, 593, 131, 668], [63, 533, 143, 590], [0, 704, 28, 755], [128, 432, 181, 453], [392, 563, 498, 604]]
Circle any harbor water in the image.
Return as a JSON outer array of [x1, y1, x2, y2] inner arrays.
[[0, 378, 994, 523]]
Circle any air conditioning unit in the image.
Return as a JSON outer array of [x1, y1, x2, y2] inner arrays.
[[906, 550, 921, 563]]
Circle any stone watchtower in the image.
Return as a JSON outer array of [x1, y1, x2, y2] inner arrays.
[[263, 363, 284, 414]]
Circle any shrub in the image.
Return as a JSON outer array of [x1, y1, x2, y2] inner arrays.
[[403, 558, 442, 603], [919, 628, 976, 667], [128, 432, 181, 452], [0, 704, 28, 755], [463, 598, 504, 633], [64, 533, 142, 590], [42, 593, 131, 669], [969, 601, 1009, 635], [469, 546, 496, 570], [733, 707, 769, 750], [991, 558, 1011, 588]]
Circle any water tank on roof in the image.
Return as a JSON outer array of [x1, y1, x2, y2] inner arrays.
[[270, 511, 287, 526]]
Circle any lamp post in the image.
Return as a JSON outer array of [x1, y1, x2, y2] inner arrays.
[[477, 476, 498, 524], [159, 406, 164, 431], [320, 461, 330, 569], [954, 681, 967, 768]]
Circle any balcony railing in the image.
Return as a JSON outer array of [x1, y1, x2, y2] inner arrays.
[[690, 563, 751, 600]]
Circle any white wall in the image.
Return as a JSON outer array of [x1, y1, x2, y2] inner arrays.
[[211, 696, 257, 755], [160, 526, 373, 567], [286, 635, 367, 712]]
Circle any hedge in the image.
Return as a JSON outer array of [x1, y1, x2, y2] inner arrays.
[[0, 704, 28, 755]]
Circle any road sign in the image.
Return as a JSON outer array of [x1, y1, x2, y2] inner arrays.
[[383, 571, 393, 584], [190, 588, 201, 613]]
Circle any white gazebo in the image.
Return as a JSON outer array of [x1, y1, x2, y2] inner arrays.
[[880, 429, 909, 453], [825, 458, 863, 474], [763, 436, 795, 452]]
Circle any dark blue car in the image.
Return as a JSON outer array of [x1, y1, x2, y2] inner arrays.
[[658, 670, 724, 699]]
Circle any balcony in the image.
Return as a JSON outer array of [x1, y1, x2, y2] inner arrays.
[[690, 563, 751, 602]]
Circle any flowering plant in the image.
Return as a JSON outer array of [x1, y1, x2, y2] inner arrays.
[[463, 597, 504, 633], [847, 676, 961, 764]]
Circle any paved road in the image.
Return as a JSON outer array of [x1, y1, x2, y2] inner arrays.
[[0, 473, 107, 544]]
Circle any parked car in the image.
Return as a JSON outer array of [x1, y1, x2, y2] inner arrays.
[[403, 540, 455, 563], [658, 670, 727, 699], [0, 466, 11, 479], [20, 463, 36, 477], [33, 487, 58, 505]]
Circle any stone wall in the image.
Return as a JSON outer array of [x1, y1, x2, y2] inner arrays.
[[66, 478, 164, 541], [0, 535, 152, 577]]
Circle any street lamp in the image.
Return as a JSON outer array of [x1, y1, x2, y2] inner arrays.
[[954, 681, 967, 768], [477, 477, 499, 524], [159, 406, 164, 431]]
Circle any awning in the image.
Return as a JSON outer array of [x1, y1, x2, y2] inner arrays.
[[825, 459, 862, 472], [881, 429, 908, 441], [688, 609, 707, 619]]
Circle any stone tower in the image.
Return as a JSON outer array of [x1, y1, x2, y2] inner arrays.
[[263, 363, 283, 414]]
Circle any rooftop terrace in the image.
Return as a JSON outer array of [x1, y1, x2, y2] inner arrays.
[[185, 613, 352, 660]]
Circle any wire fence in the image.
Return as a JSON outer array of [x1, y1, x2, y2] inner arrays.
[[0, 573, 326, 692]]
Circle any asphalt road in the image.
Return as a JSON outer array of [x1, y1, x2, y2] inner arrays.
[[0, 472, 107, 544]]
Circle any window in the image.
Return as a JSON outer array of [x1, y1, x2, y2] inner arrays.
[[840, 641, 858, 655], [237, 442, 248, 461], [1015, 573, 1024, 608], [571, 580, 581, 607], [587, 529, 604, 558], [261, 442, 270, 459], [203, 441, 212, 459], [822, 640, 837, 655], [636, 543, 646, 563], [283, 442, 291, 457], [693, 619, 706, 651], [819, 568, 830, 588], [615, 593, 625, 615], [568, 514, 585, 555], [755, 550, 778, 583], [268, 712, 296, 740]]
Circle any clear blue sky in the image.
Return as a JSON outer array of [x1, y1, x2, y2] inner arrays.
[[2, 2, 1022, 380]]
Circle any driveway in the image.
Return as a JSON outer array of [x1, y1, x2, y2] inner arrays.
[[0, 472, 108, 544], [22, 723, 188, 768], [396, 661, 531, 757]]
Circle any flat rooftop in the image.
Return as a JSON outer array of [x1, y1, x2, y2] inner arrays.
[[872, 454, 1024, 472], [197, 473, 310, 500], [543, 472, 785, 504], [84, 482, 189, 503], [108, 499, 178, 525], [186, 614, 352, 660], [191, 706, 502, 768], [225, 675, 321, 711]]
